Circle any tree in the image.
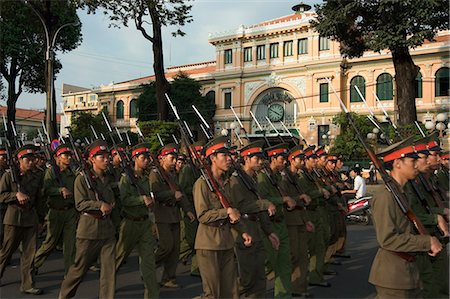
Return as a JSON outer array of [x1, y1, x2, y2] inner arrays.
[[69, 110, 109, 141], [0, 0, 82, 138], [311, 1, 449, 125], [83, 0, 193, 120]]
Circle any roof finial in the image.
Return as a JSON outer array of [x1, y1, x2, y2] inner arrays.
[[292, 2, 312, 14]]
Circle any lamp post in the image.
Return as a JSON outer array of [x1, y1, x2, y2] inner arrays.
[[23, 0, 79, 140], [424, 112, 448, 145]]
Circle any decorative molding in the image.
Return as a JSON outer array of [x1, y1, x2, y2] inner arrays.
[[285, 77, 306, 94], [244, 81, 264, 104], [266, 71, 282, 88]]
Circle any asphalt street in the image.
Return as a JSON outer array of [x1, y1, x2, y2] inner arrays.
[[0, 222, 378, 299]]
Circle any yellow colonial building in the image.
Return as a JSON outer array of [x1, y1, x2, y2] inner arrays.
[[61, 4, 449, 146]]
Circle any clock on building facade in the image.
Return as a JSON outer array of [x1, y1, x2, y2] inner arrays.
[[267, 103, 284, 122]]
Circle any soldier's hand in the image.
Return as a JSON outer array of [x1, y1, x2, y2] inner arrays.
[[242, 233, 252, 247], [186, 211, 196, 222], [437, 215, 449, 237], [227, 207, 241, 223], [143, 195, 154, 208], [175, 191, 184, 202], [322, 189, 331, 199], [300, 194, 312, 206], [428, 236, 443, 257], [283, 197, 296, 211], [268, 233, 280, 250], [100, 202, 113, 216], [16, 191, 29, 205], [306, 221, 315, 233], [60, 187, 72, 199], [267, 203, 276, 216]]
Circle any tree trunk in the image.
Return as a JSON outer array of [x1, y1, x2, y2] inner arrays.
[[152, 19, 170, 120], [391, 46, 419, 126]]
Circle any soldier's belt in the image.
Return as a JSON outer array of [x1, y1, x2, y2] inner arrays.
[[82, 211, 108, 220], [384, 249, 416, 262], [204, 219, 229, 227], [242, 213, 259, 221], [49, 205, 74, 211], [123, 213, 149, 222], [270, 217, 284, 224], [159, 201, 176, 207], [306, 206, 317, 211]]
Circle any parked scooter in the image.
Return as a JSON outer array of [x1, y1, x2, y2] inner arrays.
[[346, 195, 372, 225]]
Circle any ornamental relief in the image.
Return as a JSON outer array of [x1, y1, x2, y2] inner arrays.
[[284, 77, 306, 96], [244, 81, 264, 104]]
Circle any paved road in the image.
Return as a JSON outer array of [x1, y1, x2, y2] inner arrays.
[[0, 222, 378, 299]]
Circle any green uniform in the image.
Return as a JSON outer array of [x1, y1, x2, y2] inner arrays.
[[369, 185, 431, 298], [435, 166, 449, 193], [59, 172, 116, 299], [35, 167, 77, 273], [193, 175, 242, 299], [299, 168, 327, 284], [178, 164, 200, 275], [149, 168, 191, 285], [0, 166, 7, 248], [116, 173, 158, 299], [107, 166, 123, 235], [229, 170, 274, 298], [0, 169, 45, 291], [257, 169, 292, 299], [279, 168, 310, 294]]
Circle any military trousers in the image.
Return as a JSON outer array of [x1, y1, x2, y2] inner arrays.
[[155, 222, 180, 283], [264, 220, 292, 298], [197, 248, 239, 299], [308, 206, 329, 284], [0, 224, 37, 290], [179, 213, 199, 274], [235, 239, 266, 298], [116, 218, 159, 299], [287, 224, 309, 294], [58, 237, 116, 299], [375, 286, 422, 299], [415, 252, 435, 298], [34, 208, 77, 273], [0, 204, 6, 248]]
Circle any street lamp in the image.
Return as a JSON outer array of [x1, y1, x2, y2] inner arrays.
[[22, 0, 79, 140]]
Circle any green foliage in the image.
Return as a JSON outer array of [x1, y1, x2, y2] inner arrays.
[[329, 112, 374, 161], [137, 72, 216, 126], [137, 120, 178, 152], [311, 0, 449, 58], [69, 110, 109, 141]]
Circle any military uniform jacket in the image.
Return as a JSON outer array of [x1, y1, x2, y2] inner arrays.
[[74, 172, 115, 240], [178, 164, 199, 200], [406, 181, 439, 231], [368, 186, 431, 289], [193, 175, 246, 250], [149, 167, 192, 224], [0, 170, 45, 227], [43, 167, 76, 210], [299, 169, 324, 209], [279, 169, 307, 226], [228, 171, 274, 242], [119, 173, 152, 219], [256, 169, 285, 222]]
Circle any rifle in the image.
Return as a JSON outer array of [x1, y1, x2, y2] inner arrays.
[[327, 78, 429, 236], [373, 90, 403, 140], [166, 94, 232, 209]]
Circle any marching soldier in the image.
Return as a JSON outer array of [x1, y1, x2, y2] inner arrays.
[[193, 136, 252, 299], [282, 145, 313, 297], [229, 140, 279, 298], [108, 145, 126, 235], [0, 144, 45, 295], [150, 143, 194, 288], [115, 143, 159, 299], [368, 138, 442, 298], [59, 140, 116, 299], [301, 146, 331, 287], [34, 144, 77, 274], [437, 151, 449, 193], [176, 154, 186, 173], [256, 143, 295, 298], [0, 145, 7, 248]]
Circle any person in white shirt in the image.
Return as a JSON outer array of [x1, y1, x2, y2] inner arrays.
[[341, 167, 367, 199]]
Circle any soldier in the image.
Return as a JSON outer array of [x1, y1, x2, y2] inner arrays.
[[58, 140, 116, 299], [368, 138, 442, 298], [34, 144, 77, 274], [178, 141, 204, 277], [437, 151, 449, 192], [256, 143, 295, 298], [283, 145, 314, 297], [115, 143, 159, 299], [0, 145, 7, 248], [301, 146, 331, 287], [229, 140, 279, 298], [176, 154, 186, 173], [193, 136, 252, 299], [150, 143, 194, 288], [0, 144, 45, 295], [108, 145, 125, 236]]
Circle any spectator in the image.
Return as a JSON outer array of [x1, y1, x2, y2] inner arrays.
[[341, 167, 367, 200]]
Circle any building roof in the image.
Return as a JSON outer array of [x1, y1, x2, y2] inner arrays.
[[62, 83, 91, 95], [248, 12, 313, 29], [0, 105, 61, 123]]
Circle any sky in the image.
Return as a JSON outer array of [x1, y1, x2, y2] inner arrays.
[[11, 0, 321, 111]]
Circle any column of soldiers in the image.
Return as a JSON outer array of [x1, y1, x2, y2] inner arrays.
[[0, 128, 448, 299]]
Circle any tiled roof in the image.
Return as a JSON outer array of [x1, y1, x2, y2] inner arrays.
[[423, 34, 449, 44], [62, 83, 90, 94], [0, 105, 61, 123], [248, 13, 308, 28]]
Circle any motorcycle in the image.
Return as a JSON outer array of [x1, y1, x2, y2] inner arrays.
[[346, 195, 372, 225]]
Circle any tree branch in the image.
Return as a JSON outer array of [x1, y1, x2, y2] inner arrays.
[[134, 2, 154, 43]]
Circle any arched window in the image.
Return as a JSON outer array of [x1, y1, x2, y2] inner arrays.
[[376, 73, 393, 101], [130, 99, 138, 118], [350, 76, 366, 102], [435, 67, 449, 97], [415, 72, 423, 99], [206, 90, 216, 103], [116, 100, 124, 119]]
